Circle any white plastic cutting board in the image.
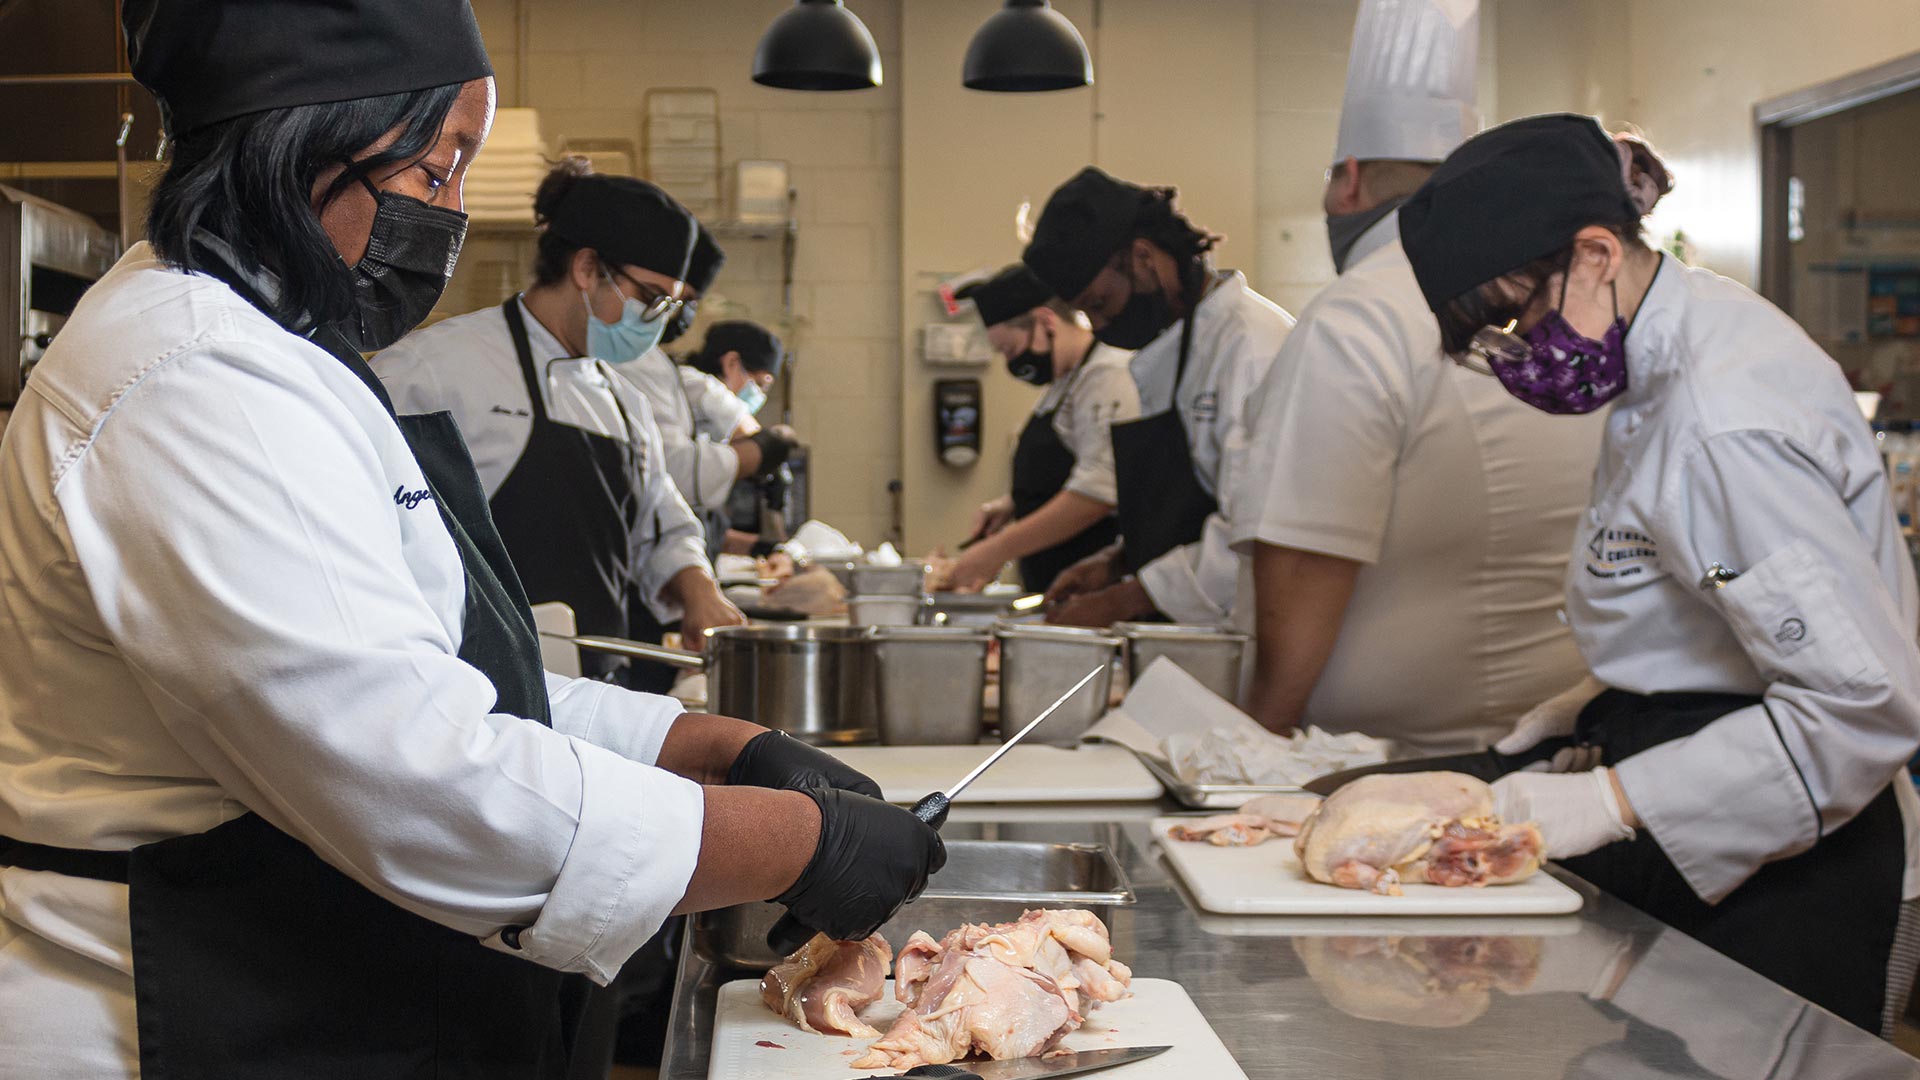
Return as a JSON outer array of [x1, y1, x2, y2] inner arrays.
[[1151, 817, 1584, 917], [708, 977, 1245, 1080], [827, 744, 1162, 804]]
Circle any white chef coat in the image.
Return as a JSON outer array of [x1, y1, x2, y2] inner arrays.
[[1569, 254, 1920, 904], [371, 300, 711, 622], [1030, 343, 1139, 505], [0, 246, 707, 1077], [1131, 271, 1294, 623], [1226, 214, 1603, 754], [617, 347, 755, 513]]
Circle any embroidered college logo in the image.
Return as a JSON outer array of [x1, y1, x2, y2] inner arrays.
[[394, 484, 435, 511], [1584, 526, 1657, 579]]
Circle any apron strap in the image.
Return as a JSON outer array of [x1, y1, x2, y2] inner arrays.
[[0, 834, 131, 884], [1170, 265, 1203, 393], [500, 296, 548, 408]]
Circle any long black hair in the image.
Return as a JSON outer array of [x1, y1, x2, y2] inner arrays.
[[146, 84, 463, 331], [1133, 187, 1222, 306]]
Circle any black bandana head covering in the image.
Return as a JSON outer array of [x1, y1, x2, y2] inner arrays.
[[685, 226, 728, 295], [702, 320, 786, 378], [958, 264, 1055, 328], [543, 174, 697, 282], [123, 0, 494, 137], [1022, 166, 1151, 301]]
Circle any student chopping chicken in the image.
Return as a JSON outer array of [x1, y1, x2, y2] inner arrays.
[[1400, 112, 1920, 1033], [0, 2, 942, 1074]]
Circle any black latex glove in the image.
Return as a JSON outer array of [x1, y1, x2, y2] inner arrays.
[[727, 729, 883, 800], [747, 427, 799, 478], [775, 786, 946, 942]]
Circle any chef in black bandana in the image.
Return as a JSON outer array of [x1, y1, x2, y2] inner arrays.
[[939, 264, 1139, 596], [0, 3, 943, 1076]]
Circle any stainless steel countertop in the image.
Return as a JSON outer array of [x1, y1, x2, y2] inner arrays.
[[661, 812, 1920, 1079]]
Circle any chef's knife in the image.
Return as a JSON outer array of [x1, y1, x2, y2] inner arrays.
[[1301, 735, 1577, 796], [766, 665, 1109, 954], [848, 1044, 1172, 1079]]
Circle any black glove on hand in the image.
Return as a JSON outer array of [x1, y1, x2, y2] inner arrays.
[[776, 786, 946, 942], [727, 729, 883, 799], [747, 428, 797, 478]]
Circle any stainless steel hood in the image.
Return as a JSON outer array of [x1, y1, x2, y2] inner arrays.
[[1, 184, 120, 404]]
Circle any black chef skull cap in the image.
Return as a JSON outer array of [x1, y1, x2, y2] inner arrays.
[[1022, 166, 1152, 301], [123, 0, 494, 137], [685, 225, 728, 295], [1399, 113, 1641, 313], [958, 263, 1055, 329], [701, 320, 786, 378], [544, 174, 697, 283]]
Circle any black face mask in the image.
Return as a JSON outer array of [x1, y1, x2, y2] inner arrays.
[[1094, 270, 1176, 350], [660, 298, 699, 345], [335, 184, 469, 352], [1006, 342, 1053, 386]]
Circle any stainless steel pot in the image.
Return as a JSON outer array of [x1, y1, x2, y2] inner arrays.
[[848, 563, 929, 597], [993, 622, 1121, 746], [574, 625, 878, 744], [1114, 622, 1250, 702], [870, 626, 991, 744]]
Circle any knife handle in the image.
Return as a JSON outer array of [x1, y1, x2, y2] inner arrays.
[[911, 791, 950, 830], [1489, 734, 1580, 774]]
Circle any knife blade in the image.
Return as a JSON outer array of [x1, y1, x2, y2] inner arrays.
[[852, 1044, 1173, 1080], [1300, 736, 1576, 796]]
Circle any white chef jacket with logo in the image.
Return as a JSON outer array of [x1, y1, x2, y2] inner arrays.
[[372, 301, 710, 622], [1226, 217, 1603, 753], [0, 247, 706, 1077], [1572, 254, 1920, 904], [1131, 271, 1294, 623], [617, 347, 754, 514], [1030, 343, 1139, 506]]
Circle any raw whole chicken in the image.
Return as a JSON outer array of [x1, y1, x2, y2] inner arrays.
[[1166, 792, 1323, 846], [760, 933, 894, 1038], [1293, 772, 1544, 895], [852, 909, 1132, 1070]]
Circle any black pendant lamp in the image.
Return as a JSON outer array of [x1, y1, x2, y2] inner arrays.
[[963, 0, 1094, 92], [752, 0, 884, 91]]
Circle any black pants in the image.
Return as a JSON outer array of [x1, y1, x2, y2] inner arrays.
[[1562, 689, 1904, 1032]]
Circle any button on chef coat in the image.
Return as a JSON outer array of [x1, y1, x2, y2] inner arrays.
[[0, 247, 707, 1076], [1030, 343, 1139, 505], [1131, 271, 1294, 623], [617, 346, 755, 514], [372, 300, 711, 623], [1569, 254, 1920, 904], [1226, 215, 1603, 754]]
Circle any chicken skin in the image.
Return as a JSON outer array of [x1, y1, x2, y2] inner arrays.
[[1294, 772, 1544, 895]]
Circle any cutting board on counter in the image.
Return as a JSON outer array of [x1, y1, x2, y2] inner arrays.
[[828, 744, 1162, 803], [707, 977, 1245, 1079], [1151, 817, 1583, 917]]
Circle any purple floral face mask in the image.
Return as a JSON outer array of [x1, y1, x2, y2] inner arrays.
[[1476, 280, 1628, 415]]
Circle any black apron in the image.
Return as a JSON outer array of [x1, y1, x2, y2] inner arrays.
[[1560, 688, 1904, 1033], [0, 327, 586, 1078], [1009, 358, 1118, 594], [491, 297, 648, 684], [1109, 289, 1216, 574]]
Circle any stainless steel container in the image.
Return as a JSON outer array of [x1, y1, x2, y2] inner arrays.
[[1115, 622, 1250, 701], [848, 563, 929, 597], [871, 626, 990, 745], [924, 591, 1019, 628], [847, 594, 926, 627], [692, 839, 1135, 970], [708, 625, 878, 744], [994, 623, 1120, 745]]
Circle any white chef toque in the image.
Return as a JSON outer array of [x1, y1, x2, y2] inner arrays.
[[1332, 0, 1481, 165]]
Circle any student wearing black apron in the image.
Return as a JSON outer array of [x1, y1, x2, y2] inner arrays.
[[940, 264, 1137, 596], [1401, 114, 1920, 1034], [373, 163, 747, 693], [1022, 167, 1294, 627], [0, 6, 943, 1074]]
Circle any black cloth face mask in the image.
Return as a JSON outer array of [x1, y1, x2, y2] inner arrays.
[[1094, 258, 1176, 349], [1005, 327, 1054, 386], [660, 298, 698, 345], [335, 182, 469, 352], [1325, 195, 1408, 275]]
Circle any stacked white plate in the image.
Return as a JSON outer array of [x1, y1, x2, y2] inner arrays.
[[464, 108, 548, 223]]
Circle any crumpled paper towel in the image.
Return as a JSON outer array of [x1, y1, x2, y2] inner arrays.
[[1087, 657, 1388, 786]]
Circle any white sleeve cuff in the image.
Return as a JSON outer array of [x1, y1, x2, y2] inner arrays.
[[546, 674, 686, 766], [639, 541, 711, 623], [482, 738, 704, 984], [1614, 703, 1820, 903], [1137, 543, 1226, 625]]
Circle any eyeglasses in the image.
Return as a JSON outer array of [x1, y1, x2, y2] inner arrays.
[[1453, 319, 1529, 376], [608, 268, 684, 324]]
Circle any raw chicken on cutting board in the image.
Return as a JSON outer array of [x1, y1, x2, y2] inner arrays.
[[1294, 772, 1543, 895], [1166, 792, 1323, 846], [760, 934, 893, 1038]]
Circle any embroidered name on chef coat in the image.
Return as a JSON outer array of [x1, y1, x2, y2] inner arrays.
[[394, 485, 435, 511], [1585, 526, 1657, 579], [1191, 391, 1219, 423]]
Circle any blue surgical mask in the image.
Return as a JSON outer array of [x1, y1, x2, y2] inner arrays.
[[584, 273, 674, 364], [738, 382, 768, 415]]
